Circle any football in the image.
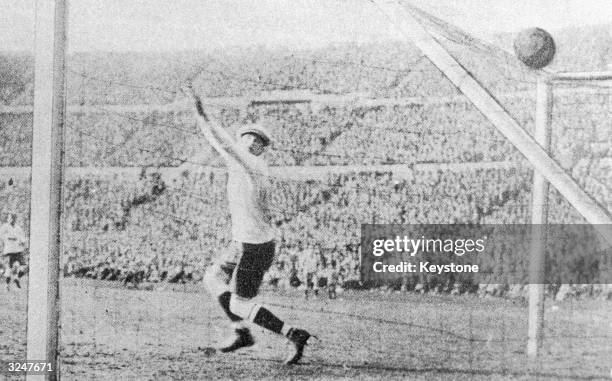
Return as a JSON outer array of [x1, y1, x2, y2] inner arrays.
[[513, 27, 556, 69]]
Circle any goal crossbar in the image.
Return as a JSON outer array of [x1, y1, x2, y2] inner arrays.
[[550, 71, 612, 81]]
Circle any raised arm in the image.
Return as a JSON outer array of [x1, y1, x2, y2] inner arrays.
[[187, 85, 265, 176]]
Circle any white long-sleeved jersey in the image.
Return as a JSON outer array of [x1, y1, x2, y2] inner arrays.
[[226, 159, 274, 244], [196, 114, 275, 244]]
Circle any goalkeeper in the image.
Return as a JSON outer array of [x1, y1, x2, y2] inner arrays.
[[188, 86, 314, 365]]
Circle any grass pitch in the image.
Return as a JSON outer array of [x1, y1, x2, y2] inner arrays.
[[1, 280, 610, 380]]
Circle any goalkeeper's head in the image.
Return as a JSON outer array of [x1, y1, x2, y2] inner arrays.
[[237, 123, 272, 157]]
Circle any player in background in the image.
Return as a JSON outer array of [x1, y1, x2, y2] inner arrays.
[[0, 213, 27, 290], [300, 243, 319, 299], [188, 85, 314, 365], [326, 259, 340, 300]]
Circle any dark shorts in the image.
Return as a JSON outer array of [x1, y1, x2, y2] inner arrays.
[[213, 240, 276, 299], [4, 252, 24, 268]]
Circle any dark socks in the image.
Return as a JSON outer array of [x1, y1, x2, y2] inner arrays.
[[252, 307, 284, 334], [218, 291, 242, 322]]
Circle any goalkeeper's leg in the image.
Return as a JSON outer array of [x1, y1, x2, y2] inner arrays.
[[204, 244, 247, 323], [204, 241, 260, 354], [228, 293, 313, 364], [224, 241, 314, 364]]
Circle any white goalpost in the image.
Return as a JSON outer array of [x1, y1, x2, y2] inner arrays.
[[526, 76, 552, 357], [26, 0, 67, 380], [529, 71, 612, 356]]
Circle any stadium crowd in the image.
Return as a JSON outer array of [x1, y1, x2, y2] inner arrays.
[[3, 160, 608, 299], [1, 92, 608, 171]]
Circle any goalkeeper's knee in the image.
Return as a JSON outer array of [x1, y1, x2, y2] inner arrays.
[[229, 294, 256, 320], [203, 265, 229, 296]]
